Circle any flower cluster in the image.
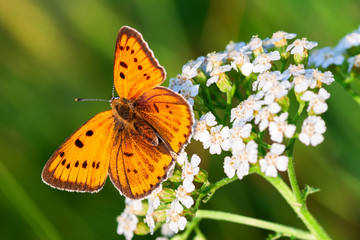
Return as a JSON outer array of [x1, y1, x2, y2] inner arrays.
[[115, 28, 346, 239], [309, 26, 360, 73]]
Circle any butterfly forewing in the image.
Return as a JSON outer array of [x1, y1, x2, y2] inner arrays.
[[42, 111, 115, 192], [114, 26, 166, 100]]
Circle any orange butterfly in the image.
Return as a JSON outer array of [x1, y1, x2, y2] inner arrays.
[[42, 26, 193, 199]]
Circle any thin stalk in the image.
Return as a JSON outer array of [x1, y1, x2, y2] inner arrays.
[[196, 210, 315, 240], [257, 171, 331, 240]]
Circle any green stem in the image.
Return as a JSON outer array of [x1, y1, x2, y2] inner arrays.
[[223, 86, 236, 124], [202, 83, 221, 121], [287, 101, 305, 203], [257, 171, 331, 240], [196, 210, 315, 240]]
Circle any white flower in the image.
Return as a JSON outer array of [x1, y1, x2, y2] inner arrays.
[[259, 143, 289, 177], [179, 80, 199, 105], [286, 38, 318, 54], [235, 140, 258, 179], [336, 31, 360, 52], [207, 64, 232, 86], [270, 31, 296, 47], [206, 52, 227, 72], [193, 112, 217, 142], [166, 200, 187, 233], [182, 154, 201, 182], [202, 125, 230, 154], [269, 112, 296, 143], [293, 74, 315, 93], [263, 79, 292, 105], [253, 71, 285, 92], [283, 64, 306, 77], [223, 155, 240, 178], [230, 93, 263, 125], [116, 212, 138, 240], [125, 199, 143, 215], [144, 207, 155, 234], [308, 69, 334, 86], [299, 116, 326, 146], [226, 41, 247, 52], [347, 54, 360, 72], [301, 88, 330, 114], [254, 102, 281, 131], [229, 52, 254, 76], [183, 56, 205, 71], [253, 51, 281, 73], [229, 122, 252, 152], [249, 35, 263, 51], [161, 223, 175, 237], [175, 184, 194, 208], [148, 185, 163, 210], [308, 47, 344, 68], [177, 151, 188, 165]]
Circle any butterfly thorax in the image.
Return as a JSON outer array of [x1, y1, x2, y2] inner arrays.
[[111, 98, 159, 146]]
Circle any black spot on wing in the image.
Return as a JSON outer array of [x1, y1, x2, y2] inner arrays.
[[86, 130, 93, 136], [75, 139, 84, 148], [120, 61, 128, 68]]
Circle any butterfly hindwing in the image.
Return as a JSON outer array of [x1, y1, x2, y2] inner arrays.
[[108, 127, 173, 199], [136, 86, 194, 154], [42, 111, 115, 192], [114, 26, 166, 100]]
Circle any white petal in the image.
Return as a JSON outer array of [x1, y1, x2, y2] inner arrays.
[[265, 165, 278, 177], [276, 156, 289, 171], [178, 217, 187, 231], [299, 133, 310, 146], [285, 125, 296, 138], [271, 143, 285, 155], [310, 134, 324, 146]]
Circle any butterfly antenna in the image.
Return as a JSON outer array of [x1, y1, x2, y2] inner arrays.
[[75, 98, 110, 102], [112, 85, 115, 99]]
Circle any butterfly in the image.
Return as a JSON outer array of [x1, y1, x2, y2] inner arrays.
[[42, 26, 193, 199]]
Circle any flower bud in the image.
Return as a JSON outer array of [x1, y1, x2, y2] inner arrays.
[[194, 168, 208, 183], [216, 73, 232, 93], [134, 221, 150, 235]]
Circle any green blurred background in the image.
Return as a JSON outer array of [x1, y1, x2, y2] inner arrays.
[[1, 0, 360, 239]]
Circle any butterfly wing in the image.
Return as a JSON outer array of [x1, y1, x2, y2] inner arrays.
[[136, 86, 194, 154], [42, 110, 115, 192], [108, 127, 173, 199], [113, 26, 166, 100]]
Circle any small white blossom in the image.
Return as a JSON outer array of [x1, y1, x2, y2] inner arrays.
[[249, 35, 263, 51], [270, 31, 296, 47], [283, 64, 306, 77], [269, 112, 296, 143], [179, 80, 199, 105], [229, 52, 254, 76], [193, 112, 217, 142], [253, 51, 281, 73], [226, 41, 247, 52], [336, 30, 360, 52], [177, 151, 188, 165], [263, 79, 292, 105], [236, 140, 258, 179], [299, 116, 326, 146], [116, 212, 138, 240], [308, 69, 335, 86], [286, 38, 318, 54], [259, 143, 289, 177], [202, 125, 230, 154], [230, 93, 263, 125], [347, 54, 360, 72], [125, 199, 143, 215], [253, 71, 285, 92], [229, 121, 252, 151], [182, 154, 201, 182], [175, 184, 194, 209], [301, 88, 330, 114], [144, 207, 155, 234], [207, 64, 232, 86], [166, 200, 187, 233], [206, 52, 227, 72], [308, 47, 344, 68], [254, 102, 281, 131], [148, 185, 163, 210], [293, 74, 315, 93]]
